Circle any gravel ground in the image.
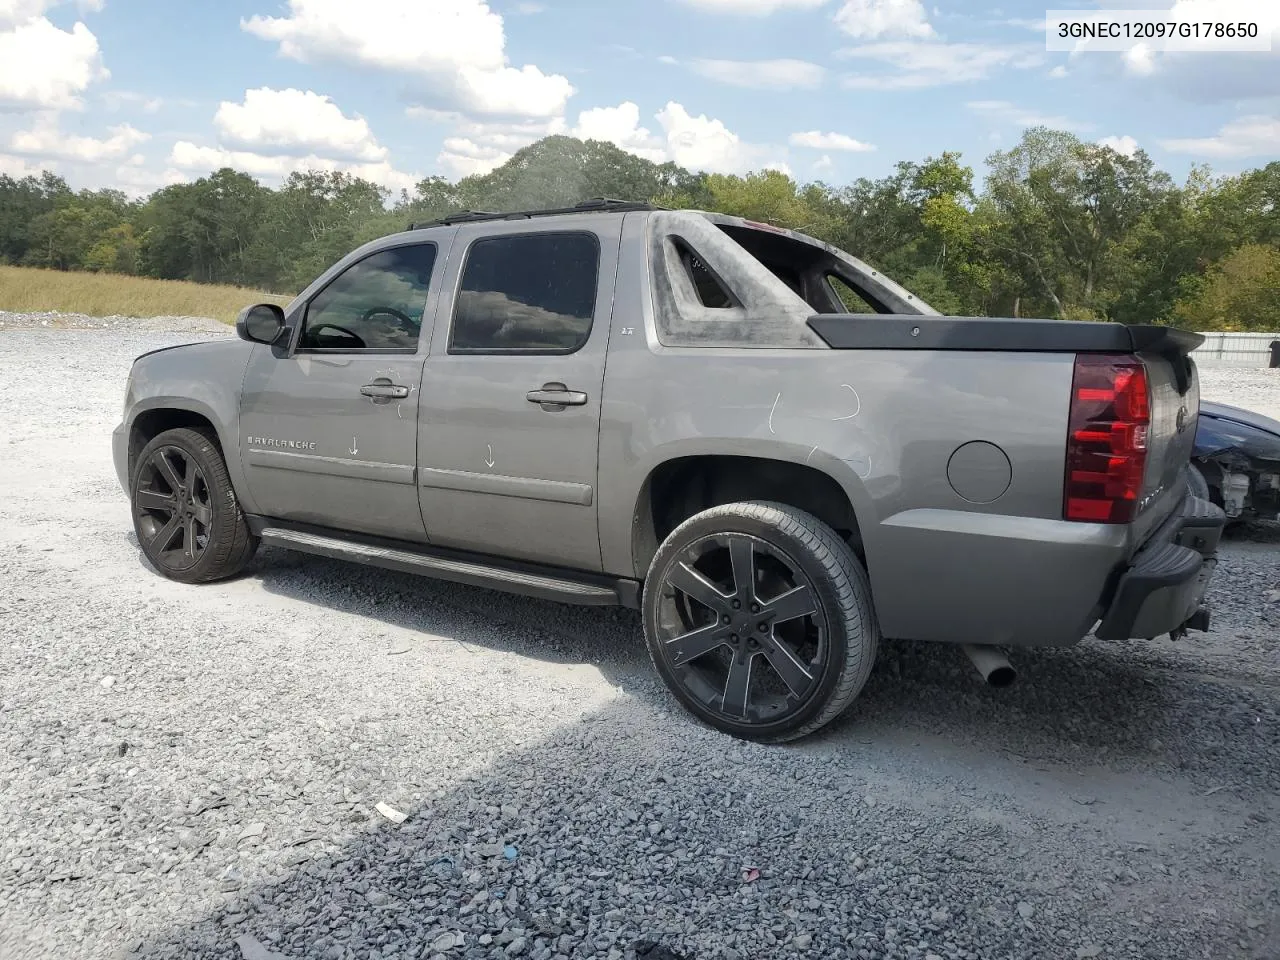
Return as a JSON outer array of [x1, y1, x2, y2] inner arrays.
[[1, 321, 1278, 960], [0, 310, 233, 335], [1198, 364, 1280, 423]]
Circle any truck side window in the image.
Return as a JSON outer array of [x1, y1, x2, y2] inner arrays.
[[674, 238, 737, 308], [450, 232, 600, 355], [826, 273, 877, 314], [298, 244, 437, 352]]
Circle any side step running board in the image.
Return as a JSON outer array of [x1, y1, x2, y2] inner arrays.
[[258, 526, 635, 607]]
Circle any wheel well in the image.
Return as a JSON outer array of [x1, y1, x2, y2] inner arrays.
[[633, 455, 863, 575], [128, 409, 221, 477]]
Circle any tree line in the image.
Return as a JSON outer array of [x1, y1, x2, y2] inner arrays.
[[1, 128, 1276, 330]]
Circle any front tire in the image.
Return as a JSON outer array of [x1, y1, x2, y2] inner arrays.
[[641, 501, 879, 743], [131, 427, 258, 584]]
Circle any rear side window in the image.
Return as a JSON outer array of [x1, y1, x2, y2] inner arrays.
[[450, 232, 600, 354], [299, 244, 437, 352], [674, 238, 738, 308], [826, 274, 876, 314]]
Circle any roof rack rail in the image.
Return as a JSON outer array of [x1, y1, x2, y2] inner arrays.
[[407, 210, 502, 230], [408, 198, 664, 231], [573, 197, 640, 209]]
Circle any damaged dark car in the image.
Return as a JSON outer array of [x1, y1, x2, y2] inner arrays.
[[1188, 401, 1280, 525]]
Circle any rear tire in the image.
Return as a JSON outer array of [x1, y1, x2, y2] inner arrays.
[[131, 427, 258, 584], [641, 501, 879, 743]]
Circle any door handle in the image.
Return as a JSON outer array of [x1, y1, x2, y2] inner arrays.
[[526, 382, 588, 407], [360, 383, 410, 400]]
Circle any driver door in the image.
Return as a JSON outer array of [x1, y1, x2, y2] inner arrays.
[[238, 237, 451, 542]]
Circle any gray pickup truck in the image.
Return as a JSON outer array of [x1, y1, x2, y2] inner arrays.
[[113, 199, 1226, 742]]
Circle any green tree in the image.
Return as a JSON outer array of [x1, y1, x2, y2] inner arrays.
[[0, 131, 1275, 332], [979, 128, 1174, 319], [458, 136, 700, 212], [0, 172, 71, 265], [85, 223, 141, 274], [1173, 244, 1280, 332], [255, 170, 388, 291], [23, 188, 134, 271], [138, 169, 271, 286]]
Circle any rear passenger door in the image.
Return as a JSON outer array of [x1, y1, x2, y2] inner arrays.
[[417, 218, 622, 572]]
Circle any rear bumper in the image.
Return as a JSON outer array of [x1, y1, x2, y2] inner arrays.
[[1094, 494, 1225, 641]]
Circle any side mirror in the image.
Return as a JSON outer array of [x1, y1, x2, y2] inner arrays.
[[235, 304, 288, 346]]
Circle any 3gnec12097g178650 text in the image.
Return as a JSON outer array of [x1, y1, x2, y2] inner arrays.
[[1058, 20, 1259, 39], [1046, 9, 1272, 52]]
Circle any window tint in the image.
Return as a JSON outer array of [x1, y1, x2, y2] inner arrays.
[[451, 233, 600, 354], [826, 273, 877, 314], [299, 244, 437, 351], [675, 238, 736, 308]]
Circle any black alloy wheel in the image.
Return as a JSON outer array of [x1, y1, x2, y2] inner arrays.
[[134, 444, 213, 572], [643, 501, 878, 742], [130, 427, 258, 584]]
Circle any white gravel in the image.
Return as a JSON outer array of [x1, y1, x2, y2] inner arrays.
[[1198, 364, 1280, 423], [0, 310, 232, 335], [1, 321, 1278, 960]]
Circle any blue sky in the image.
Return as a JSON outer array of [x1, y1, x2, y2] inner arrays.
[[0, 0, 1275, 198]]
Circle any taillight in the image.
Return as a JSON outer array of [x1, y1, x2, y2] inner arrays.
[[1064, 354, 1150, 523]]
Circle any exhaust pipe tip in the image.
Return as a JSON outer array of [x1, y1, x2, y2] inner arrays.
[[962, 644, 1017, 688], [984, 663, 1017, 688]]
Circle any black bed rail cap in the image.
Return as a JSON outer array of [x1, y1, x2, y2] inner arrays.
[[806, 314, 1205, 355]]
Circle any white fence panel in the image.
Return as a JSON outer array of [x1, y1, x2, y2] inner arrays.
[[1192, 331, 1280, 367]]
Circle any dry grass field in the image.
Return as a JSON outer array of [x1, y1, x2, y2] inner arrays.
[[0, 265, 292, 325]]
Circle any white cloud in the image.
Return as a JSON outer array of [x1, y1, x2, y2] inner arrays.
[[676, 0, 827, 13], [454, 63, 573, 118], [1049, 64, 1068, 78], [690, 58, 825, 89], [840, 41, 1042, 89], [110, 163, 187, 196], [965, 100, 1091, 132], [1095, 0, 1280, 102], [215, 87, 386, 162], [1123, 44, 1156, 76], [0, 0, 44, 25], [421, 111, 567, 176], [834, 0, 933, 39], [9, 118, 148, 162], [656, 103, 743, 172], [1159, 115, 1279, 158], [656, 101, 784, 174], [572, 102, 667, 162], [169, 140, 417, 192], [813, 154, 834, 172], [102, 90, 165, 113], [0, 0, 102, 24], [789, 129, 875, 152], [0, 151, 45, 177], [156, 85, 416, 194], [657, 54, 678, 65], [0, 0, 101, 25], [0, 17, 107, 110], [421, 99, 788, 178], [436, 136, 514, 177], [1097, 134, 1139, 157], [242, 0, 573, 118]]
